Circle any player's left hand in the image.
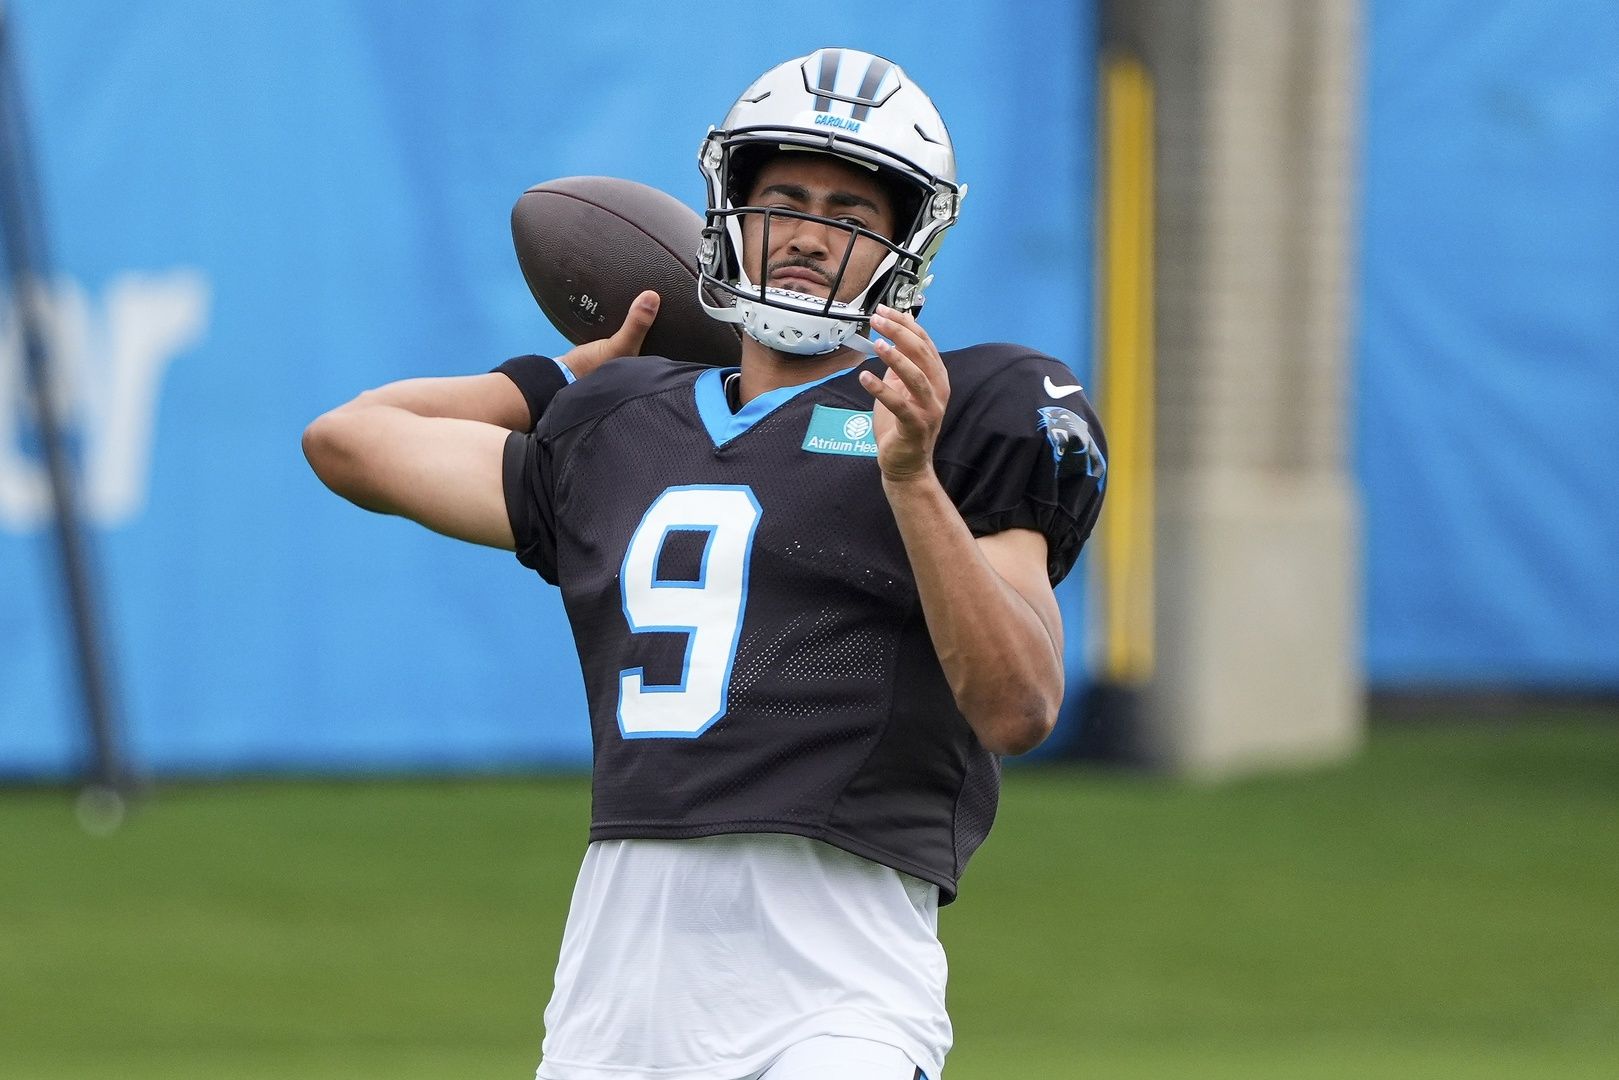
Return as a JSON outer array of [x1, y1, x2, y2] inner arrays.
[[860, 304, 949, 483]]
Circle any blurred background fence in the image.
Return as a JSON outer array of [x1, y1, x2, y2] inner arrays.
[[0, 0, 1614, 780]]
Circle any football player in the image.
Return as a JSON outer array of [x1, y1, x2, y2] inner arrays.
[[304, 47, 1105, 1080]]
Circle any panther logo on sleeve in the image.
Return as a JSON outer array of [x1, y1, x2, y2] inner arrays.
[[1036, 406, 1107, 487]]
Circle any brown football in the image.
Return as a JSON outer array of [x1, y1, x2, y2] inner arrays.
[[511, 176, 742, 367]]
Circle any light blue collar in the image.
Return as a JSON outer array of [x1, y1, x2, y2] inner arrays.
[[693, 365, 858, 448]]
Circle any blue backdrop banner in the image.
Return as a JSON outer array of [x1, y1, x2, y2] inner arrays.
[[1358, 0, 1619, 688], [0, 1, 1098, 775]]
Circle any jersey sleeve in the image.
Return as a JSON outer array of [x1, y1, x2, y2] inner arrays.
[[499, 356, 697, 583], [496, 355, 578, 579], [933, 349, 1107, 585], [492, 354, 574, 430], [502, 429, 559, 583]]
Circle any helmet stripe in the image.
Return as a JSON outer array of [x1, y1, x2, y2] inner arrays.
[[812, 48, 842, 113], [851, 56, 893, 121]]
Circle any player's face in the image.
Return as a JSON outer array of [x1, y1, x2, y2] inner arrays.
[[741, 154, 898, 304]]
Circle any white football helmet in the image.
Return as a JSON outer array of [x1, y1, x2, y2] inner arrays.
[[697, 48, 964, 356]]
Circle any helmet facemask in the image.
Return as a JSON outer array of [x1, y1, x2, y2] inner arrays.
[[701, 166, 926, 355]]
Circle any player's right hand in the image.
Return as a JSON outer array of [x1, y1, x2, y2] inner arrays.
[[555, 290, 661, 380]]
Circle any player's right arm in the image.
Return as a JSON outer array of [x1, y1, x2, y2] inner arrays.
[[301, 290, 660, 547], [303, 406, 516, 547]]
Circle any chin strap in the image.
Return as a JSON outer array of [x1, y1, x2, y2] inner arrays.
[[701, 285, 877, 357]]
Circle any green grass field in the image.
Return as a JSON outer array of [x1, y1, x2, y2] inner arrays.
[[3, 716, 1616, 1078]]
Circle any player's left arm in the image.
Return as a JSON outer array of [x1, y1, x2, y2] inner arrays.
[[862, 307, 1066, 756]]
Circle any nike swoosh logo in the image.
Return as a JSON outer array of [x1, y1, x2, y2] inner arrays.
[[1043, 376, 1086, 399]]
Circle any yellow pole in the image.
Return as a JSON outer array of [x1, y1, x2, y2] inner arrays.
[[1097, 54, 1156, 683]]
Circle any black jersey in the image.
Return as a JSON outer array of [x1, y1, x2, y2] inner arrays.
[[502, 345, 1105, 900]]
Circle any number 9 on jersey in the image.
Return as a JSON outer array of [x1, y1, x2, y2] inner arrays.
[[617, 486, 762, 738]]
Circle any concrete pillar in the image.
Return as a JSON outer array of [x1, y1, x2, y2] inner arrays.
[[1099, 0, 1362, 776]]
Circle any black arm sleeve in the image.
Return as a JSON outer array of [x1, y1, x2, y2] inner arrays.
[[493, 354, 569, 430]]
